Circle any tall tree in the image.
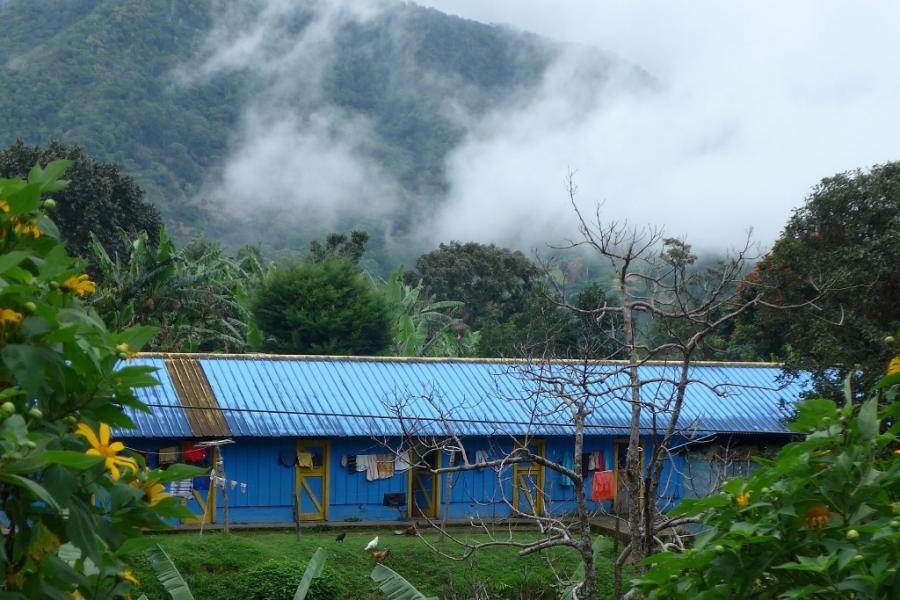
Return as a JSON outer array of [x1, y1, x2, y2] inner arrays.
[[0, 141, 162, 260], [253, 259, 392, 355], [736, 161, 900, 391], [409, 242, 541, 330]]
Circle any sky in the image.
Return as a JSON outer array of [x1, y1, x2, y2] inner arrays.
[[416, 0, 900, 250], [190, 0, 900, 254]]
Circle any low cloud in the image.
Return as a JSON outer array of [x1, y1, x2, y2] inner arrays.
[[422, 0, 900, 251]]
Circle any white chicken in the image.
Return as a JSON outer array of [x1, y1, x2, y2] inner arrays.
[[364, 535, 379, 552]]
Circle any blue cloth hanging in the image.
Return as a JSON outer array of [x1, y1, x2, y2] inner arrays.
[[560, 452, 574, 487]]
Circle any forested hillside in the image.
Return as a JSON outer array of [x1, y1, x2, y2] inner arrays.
[[0, 0, 630, 263]]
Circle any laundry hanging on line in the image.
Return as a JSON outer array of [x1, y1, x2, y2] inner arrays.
[[158, 446, 178, 465], [591, 470, 615, 502], [169, 479, 193, 499], [394, 450, 411, 472], [560, 453, 574, 487], [296, 452, 314, 469], [278, 449, 298, 468]]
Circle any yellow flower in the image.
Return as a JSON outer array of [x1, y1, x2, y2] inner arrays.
[[120, 569, 140, 586], [13, 220, 41, 239], [0, 198, 9, 213], [735, 491, 751, 508], [116, 342, 138, 360], [60, 274, 96, 297], [75, 422, 137, 481], [888, 354, 900, 376], [804, 505, 831, 529], [0, 308, 23, 328], [131, 477, 170, 507]]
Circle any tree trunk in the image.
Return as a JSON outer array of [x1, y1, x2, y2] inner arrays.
[[572, 413, 597, 599]]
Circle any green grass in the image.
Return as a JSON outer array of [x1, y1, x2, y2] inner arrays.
[[131, 527, 617, 599]]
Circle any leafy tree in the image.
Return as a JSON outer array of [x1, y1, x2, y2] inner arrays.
[[633, 365, 900, 598], [90, 228, 262, 353], [736, 162, 900, 391], [0, 161, 201, 598], [477, 284, 582, 357], [253, 259, 392, 355], [409, 241, 541, 330], [0, 140, 162, 260]]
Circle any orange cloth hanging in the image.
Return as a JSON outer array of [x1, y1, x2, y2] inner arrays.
[[591, 470, 615, 502]]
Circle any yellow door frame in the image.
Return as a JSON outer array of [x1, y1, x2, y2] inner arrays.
[[295, 440, 329, 521], [407, 449, 441, 519], [512, 440, 545, 515]]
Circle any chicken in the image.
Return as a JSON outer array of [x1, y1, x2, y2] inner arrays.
[[335, 532, 346, 543], [371, 549, 391, 562], [393, 523, 418, 536], [364, 535, 379, 551]]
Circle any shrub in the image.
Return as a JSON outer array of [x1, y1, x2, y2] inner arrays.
[[632, 369, 900, 598], [231, 560, 341, 600]]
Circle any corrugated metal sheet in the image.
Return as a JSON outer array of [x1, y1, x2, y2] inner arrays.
[[113, 358, 193, 438], [171, 356, 809, 438], [164, 357, 231, 437]]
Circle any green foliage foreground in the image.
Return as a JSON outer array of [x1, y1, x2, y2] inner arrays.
[[0, 163, 202, 597], [633, 371, 900, 598]]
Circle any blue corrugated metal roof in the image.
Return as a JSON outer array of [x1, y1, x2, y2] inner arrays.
[[113, 358, 193, 438], [175, 357, 808, 438]]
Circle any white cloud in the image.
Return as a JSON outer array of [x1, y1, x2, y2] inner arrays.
[[420, 0, 900, 250]]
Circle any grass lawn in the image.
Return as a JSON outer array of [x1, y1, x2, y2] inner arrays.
[[131, 527, 617, 599]]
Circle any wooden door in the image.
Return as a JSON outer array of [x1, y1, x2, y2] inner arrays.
[[513, 440, 545, 515], [408, 449, 440, 519], [296, 440, 329, 521]]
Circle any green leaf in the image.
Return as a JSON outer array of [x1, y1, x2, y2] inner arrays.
[[0, 251, 30, 275], [154, 464, 207, 483], [370, 563, 438, 600], [115, 536, 156, 557], [293, 547, 326, 600], [66, 498, 101, 565], [41, 451, 104, 470], [145, 543, 195, 600], [0, 474, 61, 511], [1, 344, 54, 396], [857, 397, 878, 441]]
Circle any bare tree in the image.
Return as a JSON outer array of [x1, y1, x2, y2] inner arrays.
[[555, 176, 832, 596], [376, 177, 832, 599]]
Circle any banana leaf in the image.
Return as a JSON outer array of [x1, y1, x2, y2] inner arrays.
[[145, 543, 194, 600], [293, 547, 326, 600], [370, 563, 438, 600]]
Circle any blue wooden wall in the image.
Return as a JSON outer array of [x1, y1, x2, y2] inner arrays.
[[123, 435, 684, 523]]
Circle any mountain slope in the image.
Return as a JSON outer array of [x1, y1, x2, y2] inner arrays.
[[0, 0, 636, 265]]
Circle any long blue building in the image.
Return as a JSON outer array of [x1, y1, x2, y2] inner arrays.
[[117, 354, 807, 525]]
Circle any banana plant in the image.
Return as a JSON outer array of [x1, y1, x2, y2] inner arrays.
[[382, 266, 479, 357], [89, 228, 262, 352], [370, 563, 438, 600]]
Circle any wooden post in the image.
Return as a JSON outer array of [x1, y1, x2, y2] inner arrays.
[[220, 456, 229, 534], [294, 464, 302, 542], [440, 450, 455, 541]]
